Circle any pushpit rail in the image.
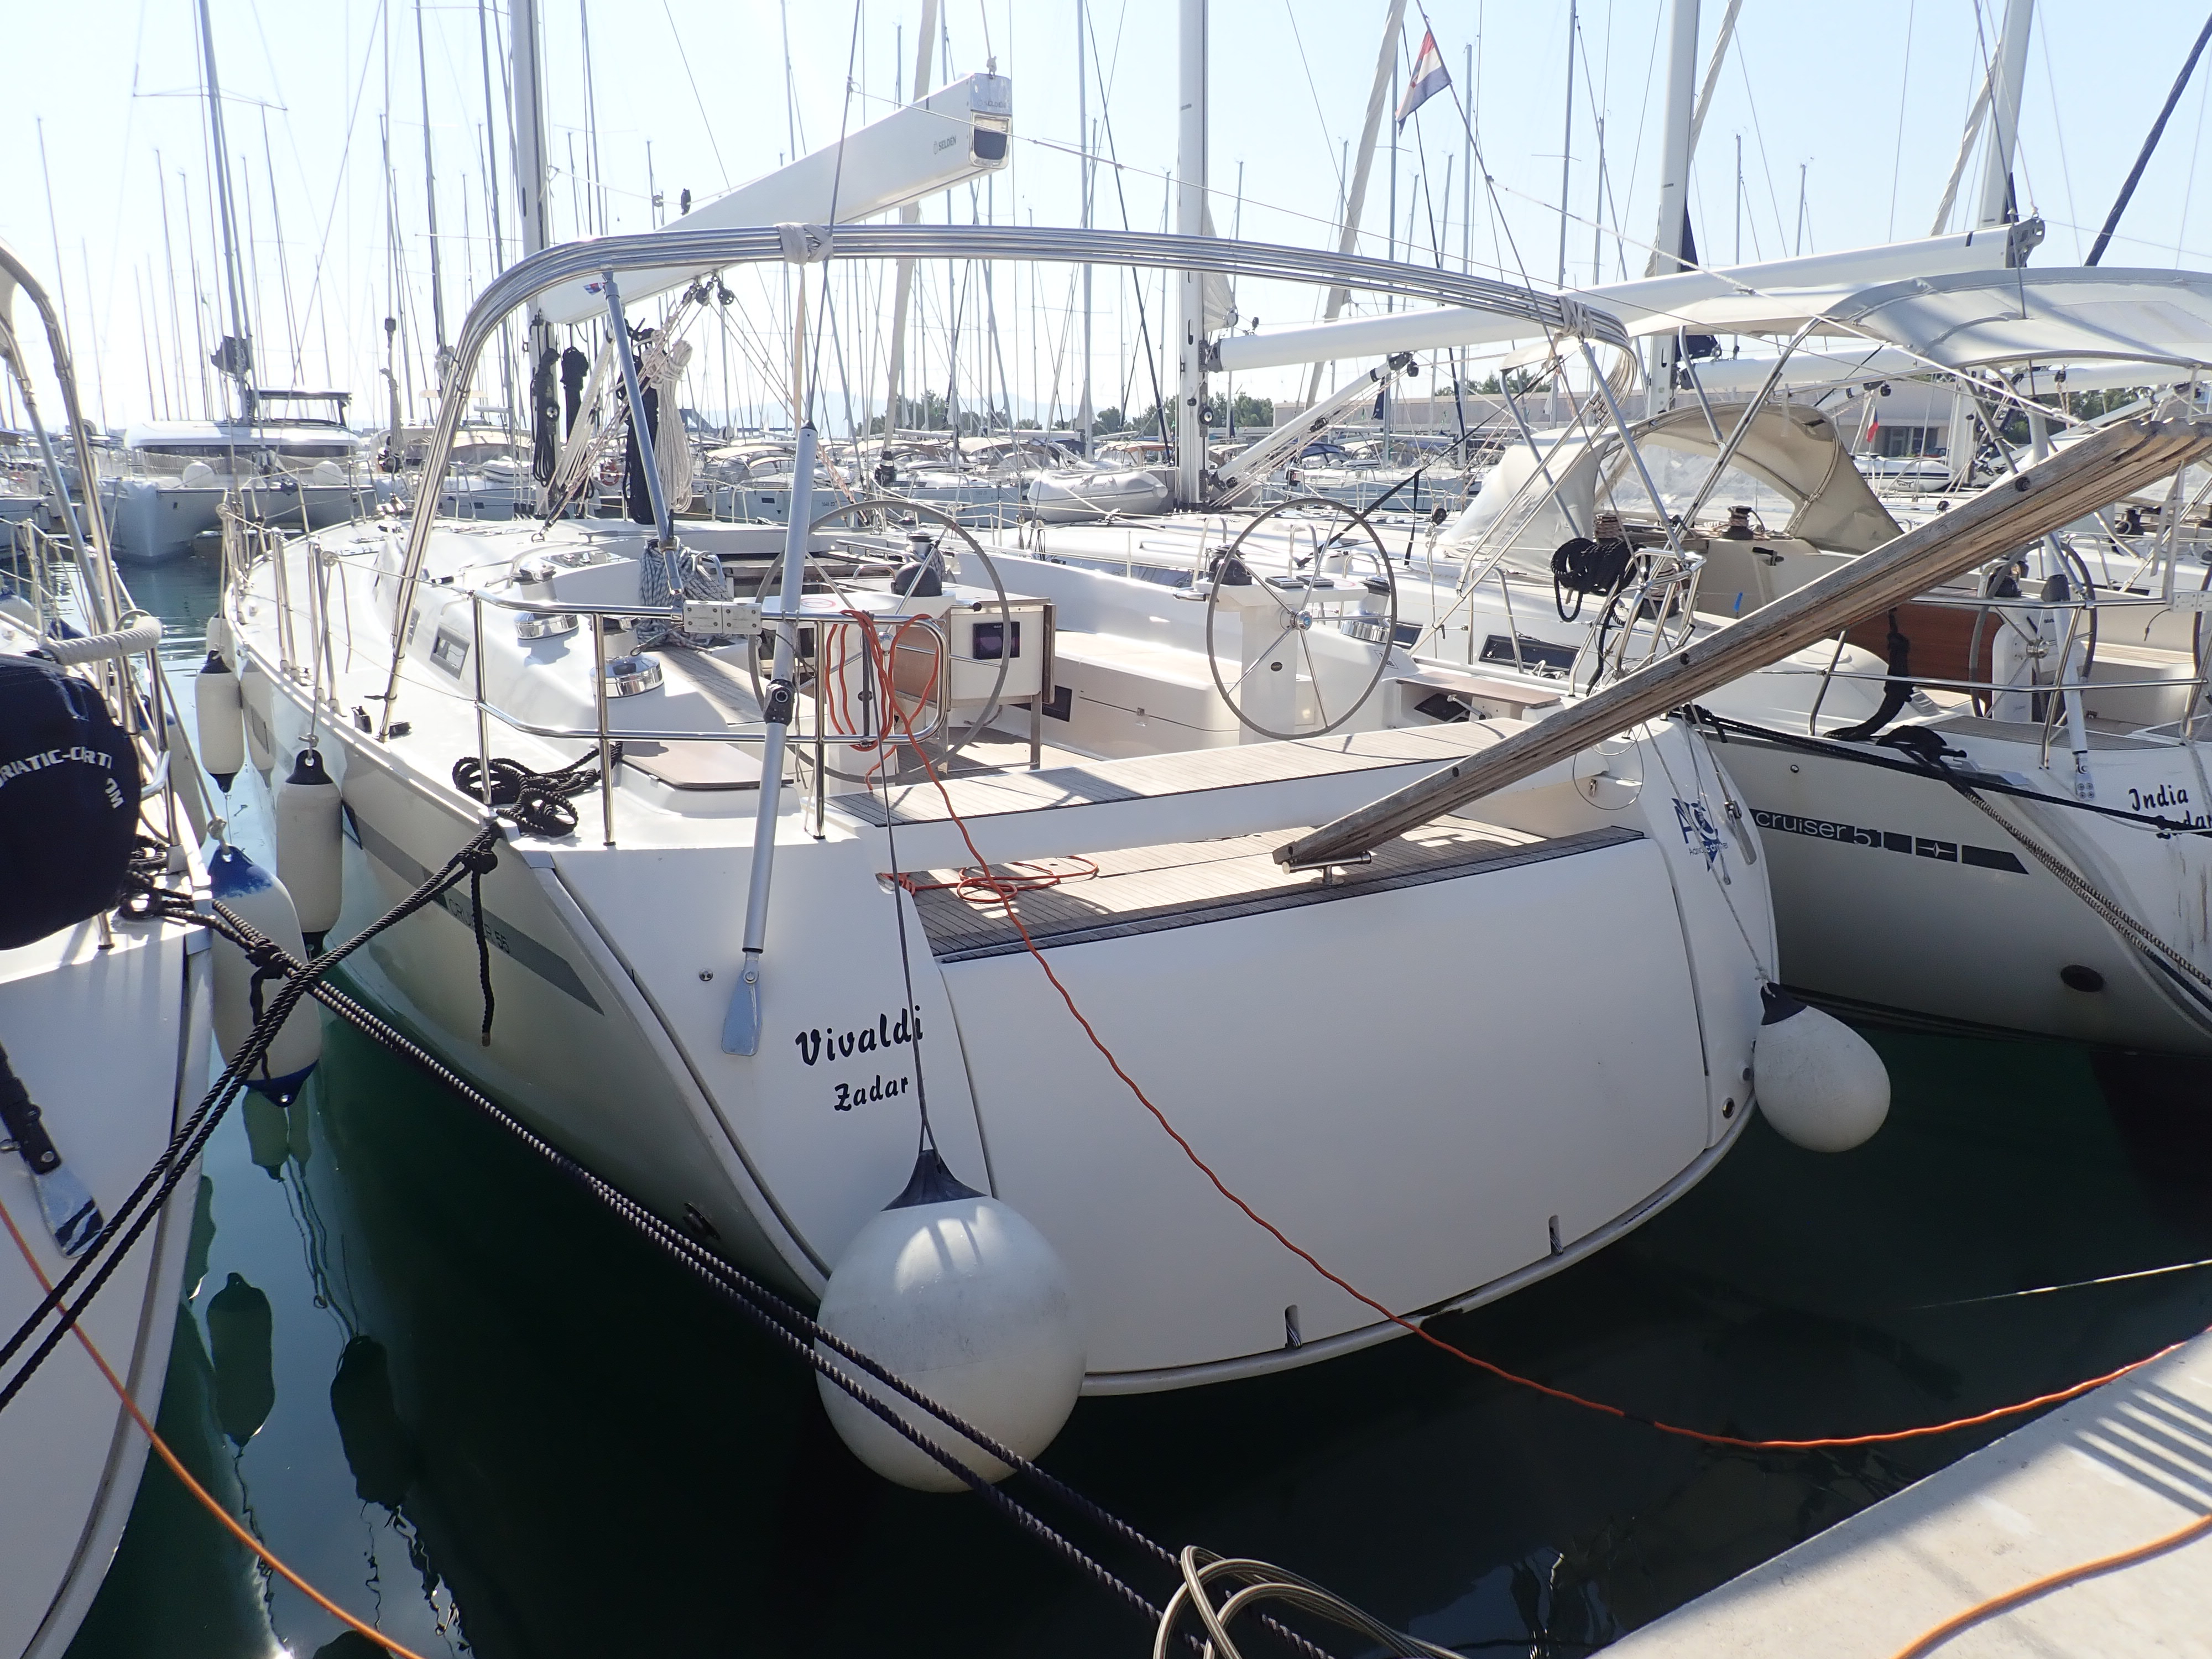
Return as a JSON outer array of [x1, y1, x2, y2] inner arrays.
[[456, 583, 950, 846], [1279, 416, 2212, 869], [225, 518, 951, 846]]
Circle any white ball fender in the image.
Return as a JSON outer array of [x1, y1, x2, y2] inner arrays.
[[208, 845, 322, 1105], [193, 651, 244, 791], [273, 748, 343, 949], [815, 1150, 1084, 1493], [1752, 986, 1890, 1152]]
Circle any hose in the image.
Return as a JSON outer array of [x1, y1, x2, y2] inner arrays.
[[40, 613, 163, 666]]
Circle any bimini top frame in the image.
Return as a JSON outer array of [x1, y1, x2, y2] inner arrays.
[[0, 236, 123, 635], [375, 223, 1632, 733]]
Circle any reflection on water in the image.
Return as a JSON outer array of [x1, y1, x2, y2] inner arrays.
[[121, 554, 223, 658], [63, 1011, 2212, 1658], [65, 564, 2212, 1656]]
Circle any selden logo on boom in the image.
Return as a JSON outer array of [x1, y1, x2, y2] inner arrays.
[[793, 1006, 924, 1111]]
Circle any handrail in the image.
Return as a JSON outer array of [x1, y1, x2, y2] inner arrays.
[[458, 591, 950, 750], [376, 223, 1633, 735]]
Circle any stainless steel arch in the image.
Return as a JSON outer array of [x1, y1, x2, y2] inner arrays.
[[0, 236, 121, 632], [378, 223, 1630, 729]]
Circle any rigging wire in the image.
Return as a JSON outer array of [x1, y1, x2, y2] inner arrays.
[[660, 0, 730, 189], [1281, 1, 1345, 207], [1730, 20, 1790, 259], [2032, 8, 2078, 258], [1887, 0, 1916, 242]]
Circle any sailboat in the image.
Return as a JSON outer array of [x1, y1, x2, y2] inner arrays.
[[0, 239, 215, 1659], [105, 0, 373, 564], [213, 211, 1797, 1397], [200, 11, 1966, 1493]]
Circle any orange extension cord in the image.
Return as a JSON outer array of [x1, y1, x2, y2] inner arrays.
[[857, 626, 2212, 1652], [0, 1190, 428, 1659], [1888, 1509, 2212, 1658]]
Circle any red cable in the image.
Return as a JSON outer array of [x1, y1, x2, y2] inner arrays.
[[854, 625, 2198, 1451]]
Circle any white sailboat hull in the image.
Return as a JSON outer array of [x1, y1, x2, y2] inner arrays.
[[0, 916, 210, 1659], [230, 515, 1776, 1391], [1711, 721, 2212, 1053]]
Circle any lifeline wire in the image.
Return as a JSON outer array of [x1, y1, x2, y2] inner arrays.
[[858, 635, 2207, 1455]]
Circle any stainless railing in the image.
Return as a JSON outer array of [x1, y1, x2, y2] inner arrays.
[[236, 517, 955, 846], [1797, 586, 2212, 764]]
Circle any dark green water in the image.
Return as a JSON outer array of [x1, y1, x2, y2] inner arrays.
[[65, 556, 2212, 1658]]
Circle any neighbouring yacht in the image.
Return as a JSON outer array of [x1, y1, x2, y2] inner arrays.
[[0, 239, 214, 1659], [103, 390, 374, 563]]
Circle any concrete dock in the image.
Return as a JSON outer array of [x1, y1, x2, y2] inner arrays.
[[1608, 1329, 2212, 1657]]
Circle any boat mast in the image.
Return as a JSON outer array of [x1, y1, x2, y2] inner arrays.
[[416, 0, 451, 390], [1303, 0, 1406, 409], [1077, 0, 1092, 454], [1172, 0, 1207, 507], [510, 0, 555, 427], [155, 153, 190, 418], [1557, 0, 1575, 290], [883, 0, 940, 445], [475, 0, 520, 440], [1974, 0, 2036, 232], [194, 0, 256, 423], [1645, 0, 1700, 402]]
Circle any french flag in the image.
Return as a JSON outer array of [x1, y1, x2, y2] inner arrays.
[[1396, 28, 1449, 131]]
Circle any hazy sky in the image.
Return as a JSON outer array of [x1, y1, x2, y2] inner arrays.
[[7, 2, 2212, 435]]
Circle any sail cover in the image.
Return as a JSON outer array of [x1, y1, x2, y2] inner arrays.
[[1824, 268, 2212, 373]]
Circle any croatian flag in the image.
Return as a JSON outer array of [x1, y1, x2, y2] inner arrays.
[[1396, 28, 1449, 131]]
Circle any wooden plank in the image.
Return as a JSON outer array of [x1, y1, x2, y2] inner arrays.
[[910, 821, 1629, 961], [835, 723, 1498, 828]]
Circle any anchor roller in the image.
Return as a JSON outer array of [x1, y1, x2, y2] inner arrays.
[[1751, 985, 1890, 1152], [814, 1147, 1084, 1492]]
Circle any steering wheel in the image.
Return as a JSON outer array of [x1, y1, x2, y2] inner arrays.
[[1203, 495, 1399, 740], [745, 497, 1015, 781]]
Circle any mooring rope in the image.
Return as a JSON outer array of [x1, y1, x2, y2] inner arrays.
[[0, 823, 500, 1411]]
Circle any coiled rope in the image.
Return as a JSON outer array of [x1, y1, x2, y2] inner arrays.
[[451, 752, 610, 838]]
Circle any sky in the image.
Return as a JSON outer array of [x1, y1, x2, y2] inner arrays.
[[7, 1, 2212, 438]]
